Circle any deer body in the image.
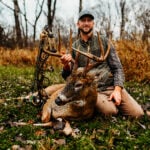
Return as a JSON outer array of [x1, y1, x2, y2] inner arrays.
[[41, 32, 111, 128], [41, 68, 97, 123]]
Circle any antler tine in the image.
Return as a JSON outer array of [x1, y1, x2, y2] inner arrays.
[[85, 62, 101, 73], [58, 28, 61, 53], [69, 28, 73, 54], [97, 31, 104, 61], [104, 39, 111, 60], [82, 39, 111, 73], [83, 46, 90, 75], [72, 46, 80, 72]]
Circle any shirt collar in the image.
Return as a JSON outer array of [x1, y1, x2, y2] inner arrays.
[[79, 34, 94, 48]]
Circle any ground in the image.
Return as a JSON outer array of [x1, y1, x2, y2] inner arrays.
[[0, 66, 150, 150]]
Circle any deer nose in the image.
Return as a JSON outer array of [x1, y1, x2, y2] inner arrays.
[[55, 97, 63, 105]]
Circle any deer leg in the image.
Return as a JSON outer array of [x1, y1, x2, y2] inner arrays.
[[44, 84, 65, 96], [25, 84, 65, 100], [41, 88, 64, 122]]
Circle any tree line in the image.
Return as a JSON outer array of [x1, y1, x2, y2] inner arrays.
[[0, 0, 149, 49]]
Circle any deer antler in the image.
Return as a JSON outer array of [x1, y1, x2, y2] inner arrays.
[[72, 46, 80, 72], [42, 30, 110, 70], [97, 32, 111, 60], [97, 31, 104, 60], [58, 28, 61, 53], [75, 33, 111, 74], [69, 28, 73, 54], [72, 33, 110, 62]]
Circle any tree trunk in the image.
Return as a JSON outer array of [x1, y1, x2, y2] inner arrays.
[[33, 0, 45, 42], [120, 0, 126, 40], [77, 0, 83, 37], [13, 0, 23, 48], [79, 0, 82, 13], [47, 0, 57, 30], [23, 0, 28, 47]]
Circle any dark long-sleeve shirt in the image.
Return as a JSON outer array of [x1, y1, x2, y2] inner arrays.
[[62, 34, 125, 91]]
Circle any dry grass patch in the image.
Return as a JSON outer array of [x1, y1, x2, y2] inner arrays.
[[115, 40, 150, 82], [0, 47, 37, 66], [0, 47, 63, 68], [0, 40, 150, 82]]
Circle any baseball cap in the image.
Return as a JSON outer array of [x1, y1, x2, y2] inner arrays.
[[78, 9, 94, 20]]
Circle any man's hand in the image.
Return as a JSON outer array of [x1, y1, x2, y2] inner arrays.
[[61, 54, 72, 70], [109, 86, 122, 106], [40, 31, 47, 40]]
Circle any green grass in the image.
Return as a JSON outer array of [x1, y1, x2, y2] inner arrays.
[[0, 65, 150, 150]]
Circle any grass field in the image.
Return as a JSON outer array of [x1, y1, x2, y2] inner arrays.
[[0, 65, 150, 150]]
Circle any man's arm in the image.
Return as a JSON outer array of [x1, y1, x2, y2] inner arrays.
[[107, 43, 125, 105], [107, 44, 125, 88]]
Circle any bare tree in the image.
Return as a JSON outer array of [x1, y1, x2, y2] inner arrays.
[[0, 0, 34, 47], [76, 0, 83, 37], [13, 0, 23, 47], [22, 0, 28, 47], [94, 0, 114, 38], [124, 0, 149, 44], [120, 0, 126, 40], [33, 0, 45, 42], [137, 9, 150, 44], [79, 0, 83, 12], [104, 2, 113, 39], [47, 0, 57, 30]]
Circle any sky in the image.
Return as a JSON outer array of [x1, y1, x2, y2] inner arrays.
[[0, 0, 149, 39], [0, 0, 100, 37], [0, 0, 86, 32]]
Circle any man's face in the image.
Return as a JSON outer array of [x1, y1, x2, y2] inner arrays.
[[77, 16, 94, 34]]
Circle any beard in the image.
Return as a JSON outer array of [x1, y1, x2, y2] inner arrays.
[[79, 28, 93, 35]]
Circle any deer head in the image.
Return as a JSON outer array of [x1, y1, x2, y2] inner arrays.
[[55, 67, 97, 106]]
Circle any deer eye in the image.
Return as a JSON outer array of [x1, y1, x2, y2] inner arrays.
[[74, 81, 83, 92], [95, 73, 99, 76]]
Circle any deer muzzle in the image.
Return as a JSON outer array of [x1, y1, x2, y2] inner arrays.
[[55, 96, 63, 105], [55, 93, 73, 106]]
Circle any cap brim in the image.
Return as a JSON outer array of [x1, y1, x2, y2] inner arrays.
[[79, 14, 94, 20]]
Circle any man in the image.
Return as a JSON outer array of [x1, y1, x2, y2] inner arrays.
[[60, 9, 144, 118]]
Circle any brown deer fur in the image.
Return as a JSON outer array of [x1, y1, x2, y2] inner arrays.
[[41, 68, 97, 123]]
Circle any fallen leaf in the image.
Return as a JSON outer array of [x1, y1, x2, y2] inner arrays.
[[35, 129, 46, 136], [63, 121, 73, 135], [97, 129, 105, 134], [25, 145, 32, 150], [146, 110, 150, 117], [90, 129, 96, 139], [53, 139, 66, 145], [0, 126, 4, 132], [11, 145, 20, 150], [28, 120, 34, 124]]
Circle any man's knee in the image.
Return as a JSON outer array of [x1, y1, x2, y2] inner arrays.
[[96, 99, 118, 116], [121, 89, 144, 118], [127, 107, 144, 118], [135, 110, 144, 118]]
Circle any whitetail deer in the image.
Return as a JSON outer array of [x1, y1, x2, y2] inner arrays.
[[41, 32, 110, 130], [42, 67, 97, 122]]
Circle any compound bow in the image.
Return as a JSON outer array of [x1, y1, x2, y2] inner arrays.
[[31, 25, 60, 106]]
